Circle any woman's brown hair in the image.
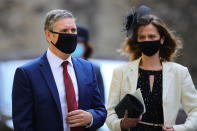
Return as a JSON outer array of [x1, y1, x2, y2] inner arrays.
[[121, 14, 182, 61]]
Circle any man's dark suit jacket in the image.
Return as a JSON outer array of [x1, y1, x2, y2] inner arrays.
[[12, 52, 107, 131]]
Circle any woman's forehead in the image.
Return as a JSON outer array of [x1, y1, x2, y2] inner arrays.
[[137, 24, 159, 35]]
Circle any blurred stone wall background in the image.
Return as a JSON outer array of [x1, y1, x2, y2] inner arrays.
[[0, 0, 197, 85]]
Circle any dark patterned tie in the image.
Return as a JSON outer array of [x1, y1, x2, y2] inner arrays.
[[62, 61, 84, 131]]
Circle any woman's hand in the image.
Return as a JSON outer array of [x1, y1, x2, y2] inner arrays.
[[162, 126, 174, 131], [120, 110, 142, 130]]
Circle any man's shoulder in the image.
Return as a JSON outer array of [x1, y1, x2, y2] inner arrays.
[[18, 54, 45, 70]]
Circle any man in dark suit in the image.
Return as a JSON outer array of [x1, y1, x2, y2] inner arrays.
[[12, 9, 106, 131]]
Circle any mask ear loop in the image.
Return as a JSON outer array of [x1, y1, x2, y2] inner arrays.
[[50, 41, 56, 46], [49, 30, 61, 34], [49, 30, 60, 46]]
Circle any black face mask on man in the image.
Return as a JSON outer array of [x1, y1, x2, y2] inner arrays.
[[49, 30, 77, 54], [137, 40, 161, 56]]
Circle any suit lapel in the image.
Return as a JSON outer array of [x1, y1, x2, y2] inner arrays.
[[71, 57, 85, 109], [39, 53, 62, 117]]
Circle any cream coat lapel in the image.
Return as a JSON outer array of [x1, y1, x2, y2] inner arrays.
[[162, 62, 175, 126], [126, 58, 141, 94], [162, 62, 173, 100], [126, 60, 173, 99]]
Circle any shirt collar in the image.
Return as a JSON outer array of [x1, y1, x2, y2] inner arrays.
[[47, 48, 73, 68]]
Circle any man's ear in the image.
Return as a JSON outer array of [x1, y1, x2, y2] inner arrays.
[[44, 30, 51, 43]]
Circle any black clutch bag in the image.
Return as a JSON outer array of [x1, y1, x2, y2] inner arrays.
[[115, 94, 144, 118]]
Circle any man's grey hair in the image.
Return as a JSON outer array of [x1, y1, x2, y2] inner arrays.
[[44, 9, 76, 31]]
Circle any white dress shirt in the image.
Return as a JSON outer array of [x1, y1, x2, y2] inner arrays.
[[47, 49, 79, 131]]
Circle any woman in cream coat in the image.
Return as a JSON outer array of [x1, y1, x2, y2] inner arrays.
[[106, 6, 197, 131]]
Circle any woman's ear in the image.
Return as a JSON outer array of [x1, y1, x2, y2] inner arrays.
[[160, 36, 165, 45]]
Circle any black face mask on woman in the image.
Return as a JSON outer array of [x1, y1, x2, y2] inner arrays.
[[137, 40, 161, 56], [50, 30, 77, 54]]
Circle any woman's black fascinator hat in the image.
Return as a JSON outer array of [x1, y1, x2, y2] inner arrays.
[[123, 5, 151, 37]]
